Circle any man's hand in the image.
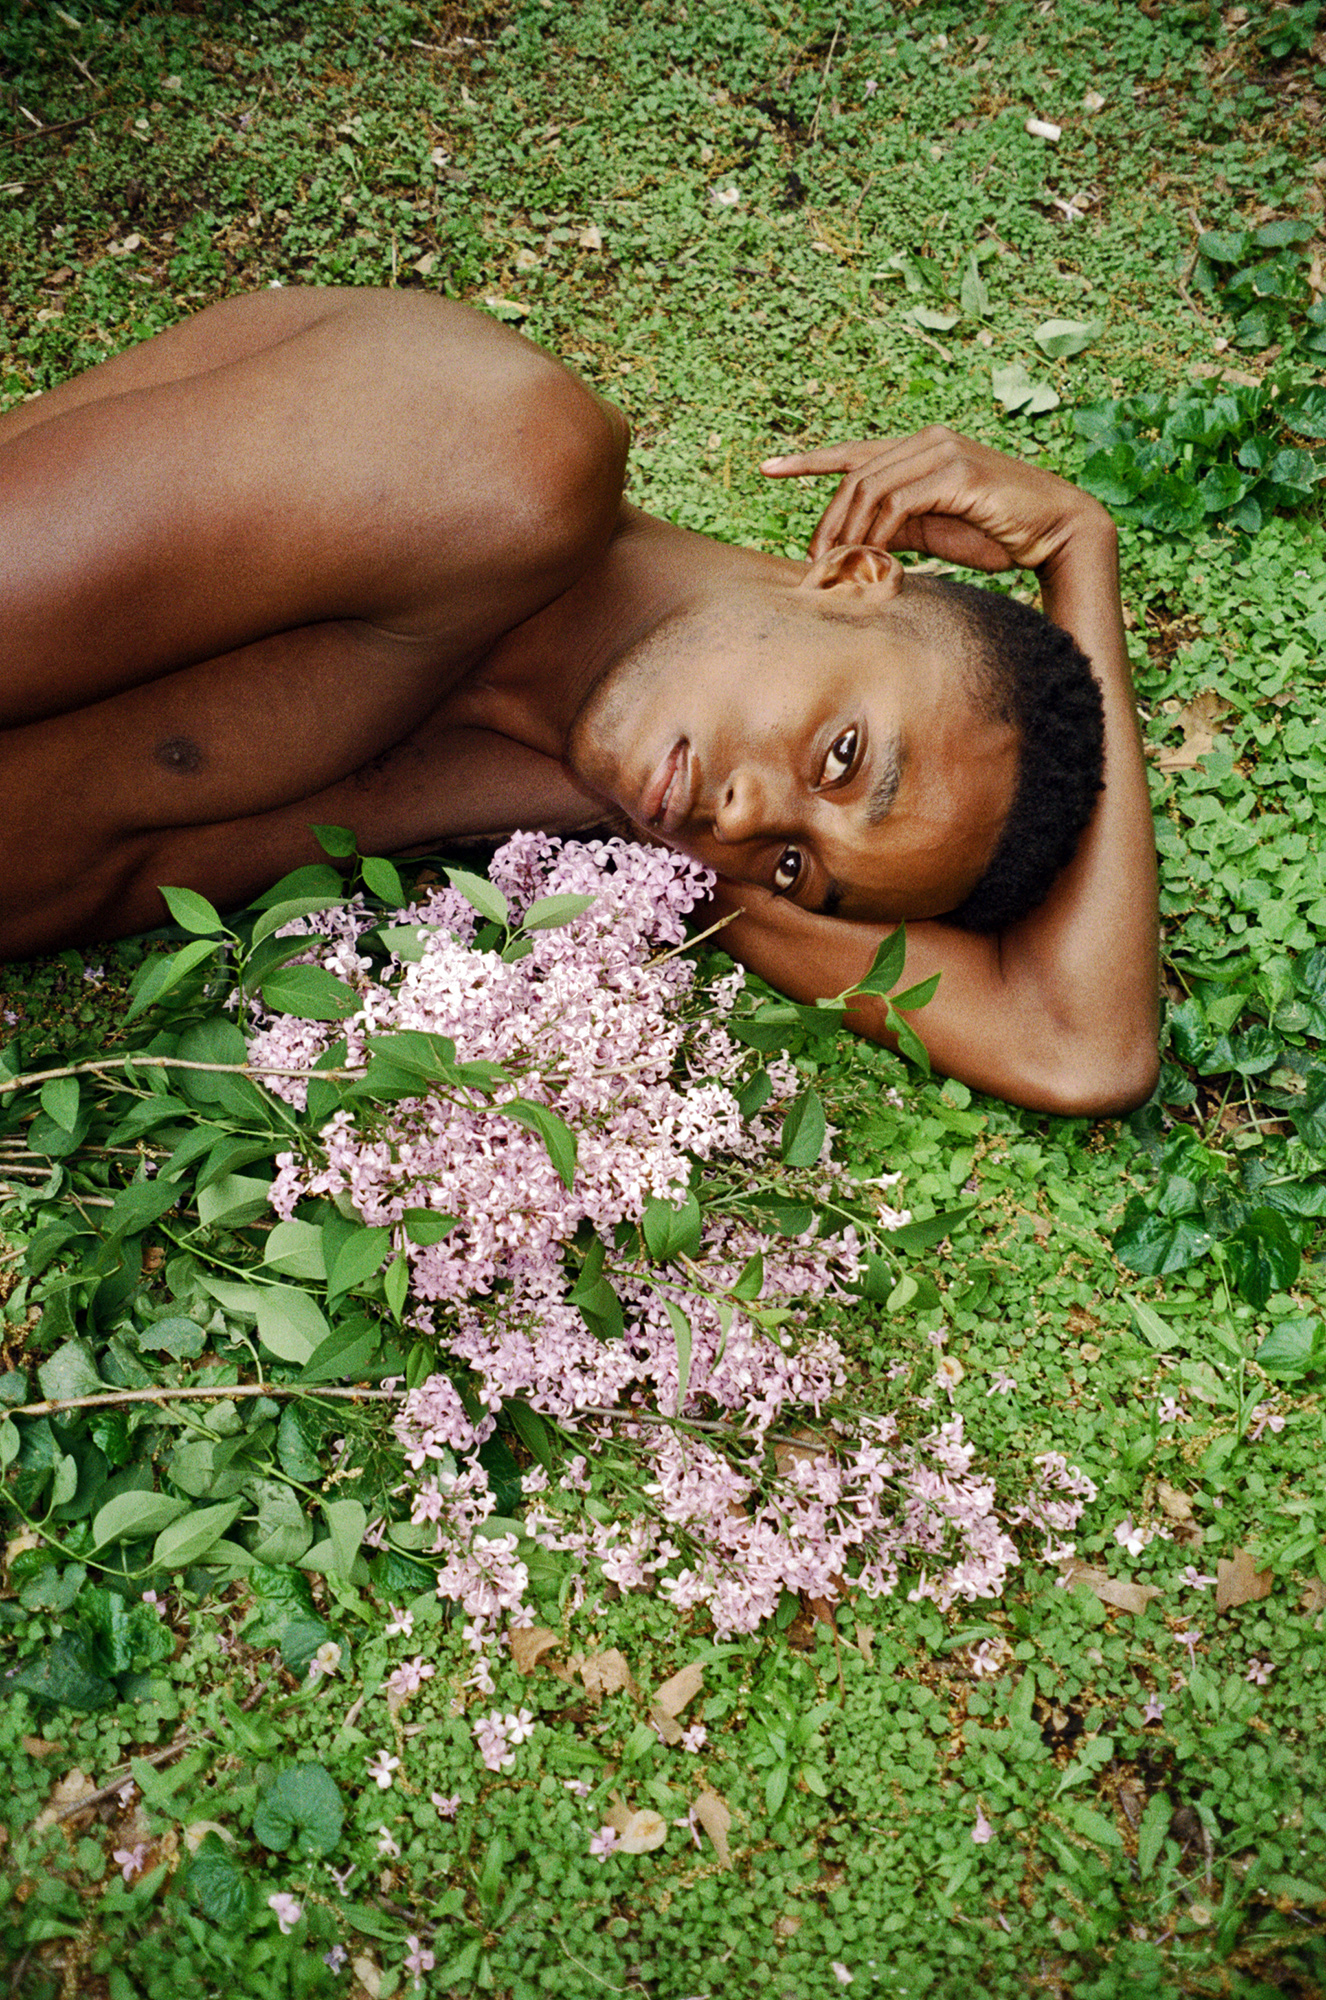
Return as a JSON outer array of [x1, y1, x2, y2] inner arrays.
[[761, 425, 1111, 575]]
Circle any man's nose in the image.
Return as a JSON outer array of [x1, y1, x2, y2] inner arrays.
[[712, 762, 782, 844]]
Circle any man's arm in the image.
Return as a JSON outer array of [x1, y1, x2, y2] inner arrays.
[[712, 430, 1159, 1116]]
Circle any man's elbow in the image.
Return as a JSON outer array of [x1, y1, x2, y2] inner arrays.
[[1030, 1037, 1160, 1119]]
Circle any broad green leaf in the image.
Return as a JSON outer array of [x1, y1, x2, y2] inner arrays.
[[187, 1833, 252, 1926], [250, 894, 346, 948], [1127, 1297, 1177, 1351], [136, 1316, 207, 1360], [249, 1479, 314, 1565], [377, 924, 429, 963], [402, 1207, 460, 1247], [197, 1174, 275, 1231], [158, 884, 227, 936], [1033, 317, 1102, 359], [1255, 1316, 1317, 1377], [39, 1077, 80, 1132], [505, 1400, 554, 1474], [1223, 1207, 1301, 1310], [261, 1219, 327, 1281], [732, 1251, 764, 1302], [384, 1252, 410, 1321], [195, 1273, 262, 1318], [3, 1629, 116, 1711], [781, 1088, 826, 1168], [1067, 1803, 1123, 1849], [153, 1499, 244, 1569], [324, 1498, 367, 1580], [664, 1299, 693, 1413], [300, 1314, 381, 1386], [445, 866, 510, 928], [495, 1097, 577, 1189], [310, 823, 357, 858], [253, 1763, 344, 1858], [641, 1192, 703, 1263], [123, 937, 220, 1021], [256, 1286, 329, 1364], [252, 863, 344, 908], [992, 362, 1060, 414], [850, 926, 907, 998], [259, 964, 360, 1021], [104, 1177, 181, 1240], [520, 891, 596, 931], [326, 1224, 391, 1298], [958, 253, 989, 318], [361, 854, 406, 906], [885, 1205, 974, 1254], [737, 1069, 773, 1119], [912, 305, 960, 330]]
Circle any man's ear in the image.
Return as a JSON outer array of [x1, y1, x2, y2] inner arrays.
[[796, 544, 905, 598]]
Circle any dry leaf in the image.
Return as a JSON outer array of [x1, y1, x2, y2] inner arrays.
[[617, 1809, 668, 1853], [650, 1661, 704, 1742], [413, 252, 436, 276], [352, 1955, 383, 1999], [1217, 1549, 1273, 1613], [573, 1648, 637, 1703], [578, 223, 603, 250], [21, 1737, 63, 1759], [1153, 690, 1231, 772], [514, 246, 540, 270], [692, 1786, 733, 1868], [35, 1767, 96, 1831], [1060, 1561, 1161, 1615], [854, 1621, 875, 1666], [509, 1626, 562, 1676], [1158, 1481, 1195, 1523], [1300, 1576, 1326, 1615]]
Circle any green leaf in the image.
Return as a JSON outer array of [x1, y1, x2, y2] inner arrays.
[[262, 1219, 327, 1281], [402, 1208, 460, 1247], [2, 1629, 116, 1711], [324, 1498, 367, 1580], [300, 1313, 381, 1385], [259, 964, 360, 1021], [326, 1224, 391, 1299], [505, 1400, 555, 1473], [195, 1273, 262, 1318], [250, 894, 347, 948], [249, 1479, 313, 1565], [39, 1077, 80, 1133], [495, 1097, 577, 1189], [1112, 1198, 1216, 1277], [376, 924, 429, 962], [1128, 1298, 1177, 1351], [641, 1192, 703, 1263], [1223, 1207, 1301, 1310], [137, 1316, 207, 1360], [37, 1337, 103, 1404], [885, 1205, 974, 1254], [737, 1069, 773, 1119], [105, 1177, 181, 1241], [252, 863, 345, 908], [187, 1833, 251, 1925], [958, 253, 989, 318], [781, 1088, 826, 1168], [153, 1499, 244, 1569], [1033, 317, 1102, 359], [520, 891, 597, 931], [158, 884, 227, 936], [256, 1286, 329, 1365], [912, 305, 960, 330], [664, 1298, 693, 1411], [891, 972, 940, 1012], [1255, 1316, 1318, 1377], [445, 867, 510, 929], [197, 1174, 276, 1231], [123, 937, 221, 1021], [253, 1763, 344, 1858], [1067, 1803, 1123, 1849], [732, 1251, 764, 1301], [361, 855, 406, 906], [992, 362, 1060, 414], [310, 824, 357, 859], [850, 927, 907, 998], [384, 1252, 410, 1321]]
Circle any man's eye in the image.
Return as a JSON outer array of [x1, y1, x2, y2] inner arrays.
[[773, 846, 804, 893], [822, 727, 858, 785]]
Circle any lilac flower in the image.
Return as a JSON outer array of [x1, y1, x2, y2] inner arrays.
[[832, 1966, 855, 1987], [589, 1826, 620, 1860], [1179, 1565, 1217, 1589], [404, 1936, 436, 1980], [563, 1778, 593, 1799], [328, 1862, 356, 1896], [986, 1370, 1017, 1396], [267, 1892, 302, 1935], [324, 1946, 349, 1973], [113, 1844, 149, 1883], [432, 1791, 461, 1819], [680, 1723, 708, 1753], [504, 1707, 536, 1745], [1141, 1695, 1166, 1724], [1113, 1515, 1155, 1557], [383, 1606, 414, 1639], [385, 1656, 435, 1702], [307, 1640, 342, 1682], [473, 1711, 515, 1772], [1157, 1396, 1184, 1423], [1246, 1657, 1275, 1685], [1248, 1405, 1286, 1442], [376, 1827, 401, 1859], [1174, 1627, 1202, 1665], [971, 1804, 994, 1845], [367, 1750, 400, 1790]]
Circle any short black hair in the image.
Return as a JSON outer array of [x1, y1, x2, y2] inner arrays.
[[931, 580, 1105, 933]]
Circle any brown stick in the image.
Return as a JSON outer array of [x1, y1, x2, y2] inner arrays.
[[7, 1382, 406, 1420]]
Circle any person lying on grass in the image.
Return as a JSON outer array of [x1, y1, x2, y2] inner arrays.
[[0, 286, 1157, 1112]]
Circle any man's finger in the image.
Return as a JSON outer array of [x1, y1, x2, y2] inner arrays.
[[760, 441, 888, 476]]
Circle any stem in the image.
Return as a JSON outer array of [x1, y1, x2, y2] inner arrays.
[[0, 1054, 369, 1096], [645, 906, 739, 968], [5, 1382, 407, 1419]]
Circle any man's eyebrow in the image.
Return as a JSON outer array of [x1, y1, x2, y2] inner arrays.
[[865, 733, 904, 827]]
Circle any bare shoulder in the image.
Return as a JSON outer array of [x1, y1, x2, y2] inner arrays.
[[0, 289, 628, 726]]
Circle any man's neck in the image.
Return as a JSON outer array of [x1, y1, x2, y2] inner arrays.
[[457, 506, 804, 760]]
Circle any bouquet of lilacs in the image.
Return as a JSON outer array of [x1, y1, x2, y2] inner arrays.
[[244, 833, 1094, 1649]]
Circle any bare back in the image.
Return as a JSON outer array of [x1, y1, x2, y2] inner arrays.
[[0, 290, 627, 956]]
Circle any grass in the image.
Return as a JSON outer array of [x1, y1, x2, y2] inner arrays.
[[2, 1, 1326, 1996]]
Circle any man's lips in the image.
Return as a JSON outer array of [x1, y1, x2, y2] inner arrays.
[[640, 738, 692, 832]]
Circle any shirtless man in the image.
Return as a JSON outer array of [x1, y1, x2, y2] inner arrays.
[[0, 287, 1157, 1113]]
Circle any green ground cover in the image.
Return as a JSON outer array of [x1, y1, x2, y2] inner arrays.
[[2, 0, 1325, 1994]]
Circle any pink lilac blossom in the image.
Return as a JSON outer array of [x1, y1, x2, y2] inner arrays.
[[267, 1893, 302, 1935], [971, 1805, 995, 1845], [1246, 1657, 1275, 1685], [1248, 1405, 1286, 1442], [589, 1826, 620, 1861], [243, 836, 1097, 1640]]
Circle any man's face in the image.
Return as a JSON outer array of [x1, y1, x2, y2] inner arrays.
[[565, 585, 1019, 923]]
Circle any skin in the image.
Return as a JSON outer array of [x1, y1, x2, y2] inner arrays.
[[0, 286, 1158, 1113]]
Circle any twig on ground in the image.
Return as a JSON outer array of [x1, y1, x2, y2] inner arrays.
[[7, 1382, 407, 1420], [808, 22, 842, 142]]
